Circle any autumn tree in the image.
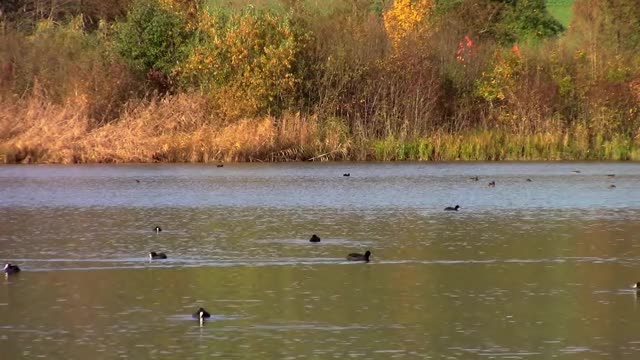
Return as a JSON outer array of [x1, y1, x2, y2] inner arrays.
[[570, 0, 640, 52], [383, 0, 433, 49], [178, 6, 310, 117]]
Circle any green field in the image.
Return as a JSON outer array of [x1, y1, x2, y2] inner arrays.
[[205, 0, 575, 28], [546, 0, 574, 27]]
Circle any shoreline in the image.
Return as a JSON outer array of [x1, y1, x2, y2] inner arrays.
[[3, 129, 639, 164]]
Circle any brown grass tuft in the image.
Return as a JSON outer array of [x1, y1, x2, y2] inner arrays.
[[0, 93, 355, 163]]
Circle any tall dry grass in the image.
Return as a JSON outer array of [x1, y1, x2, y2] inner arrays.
[[2, 88, 638, 163], [0, 92, 354, 163]]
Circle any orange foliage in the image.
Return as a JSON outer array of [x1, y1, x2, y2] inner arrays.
[[455, 35, 474, 62]]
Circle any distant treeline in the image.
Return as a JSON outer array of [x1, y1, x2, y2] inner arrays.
[[1, 0, 639, 163]]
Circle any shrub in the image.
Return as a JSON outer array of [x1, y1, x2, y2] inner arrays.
[[0, 16, 140, 124], [114, 0, 194, 88], [177, 6, 310, 117]]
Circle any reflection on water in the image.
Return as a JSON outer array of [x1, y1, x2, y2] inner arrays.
[[1, 162, 640, 358]]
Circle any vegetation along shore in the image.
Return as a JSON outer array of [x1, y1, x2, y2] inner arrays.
[[1, 0, 639, 163]]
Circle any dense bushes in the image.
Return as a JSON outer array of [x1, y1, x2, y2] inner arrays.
[[177, 6, 310, 117], [0, 16, 140, 125], [0, 0, 639, 163], [114, 0, 193, 90]]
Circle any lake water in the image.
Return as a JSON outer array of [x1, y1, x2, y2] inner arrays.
[[1, 162, 640, 359]]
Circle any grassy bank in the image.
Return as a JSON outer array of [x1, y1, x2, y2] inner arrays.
[[1, 0, 639, 163], [546, 0, 574, 27], [2, 95, 639, 164]]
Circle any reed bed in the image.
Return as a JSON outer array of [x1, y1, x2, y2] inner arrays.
[[2, 94, 638, 163]]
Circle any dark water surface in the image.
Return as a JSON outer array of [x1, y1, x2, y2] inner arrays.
[[1, 162, 640, 359]]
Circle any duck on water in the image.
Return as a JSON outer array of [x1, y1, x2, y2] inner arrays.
[[149, 251, 167, 260], [193, 307, 211, 325], [347, 250, 371, 262], [3, 263, 20, 274]]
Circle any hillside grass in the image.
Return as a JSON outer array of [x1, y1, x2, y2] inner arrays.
[[546, 0, 574, 27], [206, 0, 574, 26]]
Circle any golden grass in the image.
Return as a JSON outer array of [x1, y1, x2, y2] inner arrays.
[[0, 93, 353, 163], [0, 94, 90, 163], [1, 92, 639, 164]]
